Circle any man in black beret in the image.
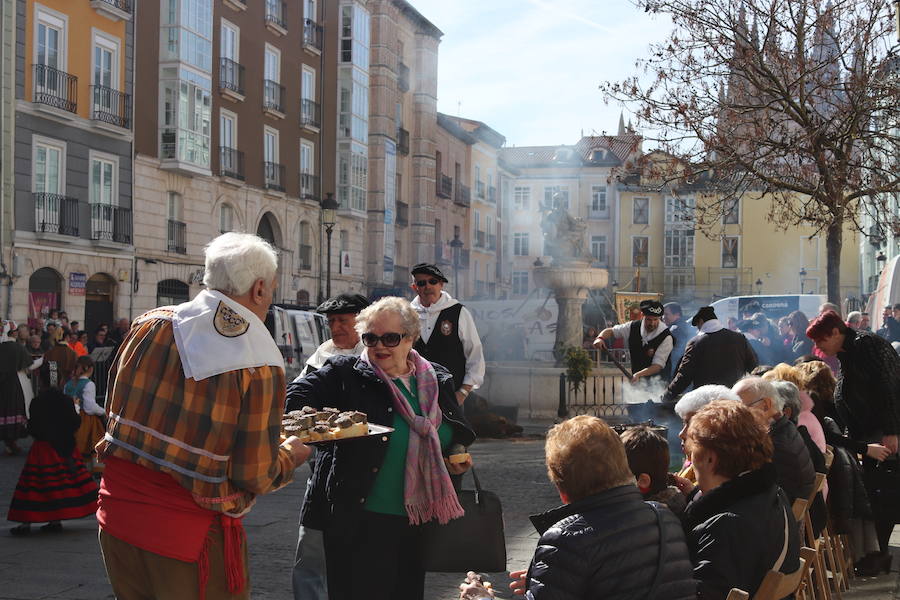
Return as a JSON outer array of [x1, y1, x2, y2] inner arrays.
[[593, 299, 673, 384], [299, 293, 370, 377], [663, 306, 758, 401], [409, 263, 484, 405]]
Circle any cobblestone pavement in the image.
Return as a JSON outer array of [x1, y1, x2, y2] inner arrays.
[[0, 433, 897, 599]]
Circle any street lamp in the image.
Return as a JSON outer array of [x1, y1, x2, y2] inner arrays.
[[450, 230, 464, 298], [799, 267, 807, 294], [755, 278, 763, 295], [321, 192, 338, 298]]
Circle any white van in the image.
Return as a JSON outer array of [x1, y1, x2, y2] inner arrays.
[[710, 294, 826, 326], [265, 305, 330, 381]]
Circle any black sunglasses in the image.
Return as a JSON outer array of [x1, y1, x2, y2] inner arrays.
[[414, 278, 441, 287], [361, 332, 408, 348]]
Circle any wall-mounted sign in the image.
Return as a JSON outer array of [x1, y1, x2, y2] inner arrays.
[[68, 272, 87, 296]]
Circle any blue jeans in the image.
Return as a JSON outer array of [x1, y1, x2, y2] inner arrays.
[[292, 525, 328, 600]]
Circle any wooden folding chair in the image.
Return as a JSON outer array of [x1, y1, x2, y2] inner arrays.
[[802, 474, 837, 600], [821, 446, 851, 591], [726, 556, 809, 600]]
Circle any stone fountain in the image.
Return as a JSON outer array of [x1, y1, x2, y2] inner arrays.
[[532, 197, 608, 356]]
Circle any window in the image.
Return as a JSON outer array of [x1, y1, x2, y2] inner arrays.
[[299, 221, 312, 269], [264, 127, 278, 164], [167, 192, 185, 253], [219, 203, 234, 233], [160, 67, 212, 166], [513, 232, 529, 256], [220, 20, 239, 61], [159, 0, 213, 71], [168, 191, 183, 221], [723, 197, 739, 224], [591, 235, 607, 266], [722, 236, 739, 268], [512, 271, 529, 295], [90, 153, 116, 206], [35, 7, 66, 71], [306, 0, 317, 20], [513, 186, 530, 210], [632, 236, 649, 267], [544, 185, 569, 209], [633, 197, 649, 224], [300, 141, 313, 173], [664, 230, 695, 267], [220, 110, 236, 148], [92, 33, 119, 90], [591, 185, 608, 217], [301, 66, 315, 102], [33, 137, 65, 195], [300, 141, 315, 198], [157, 279, 189, 306], [665, 195, 695, 225]]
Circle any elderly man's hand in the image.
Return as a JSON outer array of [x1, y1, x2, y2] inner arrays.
[[459, 571, 494, 599], [882, 435, 898, 456], [281, 437, 312, 468], [592, 336, 607, 350]]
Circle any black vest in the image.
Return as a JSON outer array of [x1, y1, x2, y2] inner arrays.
[[414, 303, 466, 390], [627, 320, 673, 375]]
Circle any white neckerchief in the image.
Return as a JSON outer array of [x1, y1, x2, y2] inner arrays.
[[171, 290, 284, 381], [699, 319, 725, 335], [640, 320, 669, 343]]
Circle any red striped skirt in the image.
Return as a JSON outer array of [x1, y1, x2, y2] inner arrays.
[[7, 441, 99, 523]]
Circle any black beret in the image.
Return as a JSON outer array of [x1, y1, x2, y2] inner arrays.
[[316, 293, 370, 315], [691, 306, 718, 327], [640, 300, 664, 317], [410, 263, 448, 283]]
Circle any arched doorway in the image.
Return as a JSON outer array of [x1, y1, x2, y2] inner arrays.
[[256, 212, 281, 246], [157, 279, 189, 307], [85, 273, 117, 333], [28, 267, 63, 327], [296, 290, 310, 305]]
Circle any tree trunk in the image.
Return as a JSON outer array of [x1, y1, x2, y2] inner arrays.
[[825, 216, 843, 305]]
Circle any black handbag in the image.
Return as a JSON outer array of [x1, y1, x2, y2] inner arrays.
[[420, 467, 507, 573], [864, 457, 900, 524]]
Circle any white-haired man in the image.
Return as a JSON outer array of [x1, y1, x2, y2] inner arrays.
[[97, 233, 311, 600], [733, 376, 815, 502]]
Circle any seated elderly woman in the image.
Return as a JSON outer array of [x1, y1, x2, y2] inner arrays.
[[673, 385, 741, 482], [458, 415, 696, 600], [285, 296, 476, 600], [762, 363, 826, 454], [683, 401, 801, 600]]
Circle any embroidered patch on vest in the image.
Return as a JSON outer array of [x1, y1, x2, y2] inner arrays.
[[440, 320, 454, 336], [213, 301, 249, 338]]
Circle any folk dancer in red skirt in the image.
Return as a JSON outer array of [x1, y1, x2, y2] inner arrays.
[[66, 356, 106, 473]]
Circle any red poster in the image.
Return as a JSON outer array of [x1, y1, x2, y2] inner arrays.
[[28, 292, 58, 329]]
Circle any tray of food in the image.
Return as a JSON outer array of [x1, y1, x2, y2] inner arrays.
[[282, 406, 394, 445]]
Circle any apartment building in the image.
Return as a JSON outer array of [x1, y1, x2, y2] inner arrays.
[[9, 0, 134, 329], [131, 0, 333, 313]]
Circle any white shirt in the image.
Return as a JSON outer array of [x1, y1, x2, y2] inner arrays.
[[75, 377, 104, 416], [410, 290, 485, 389], [611, 319, 674, 369], [298, 338, 365, 378]]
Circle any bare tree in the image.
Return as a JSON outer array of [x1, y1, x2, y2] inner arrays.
[[601, 0, 900, 302]]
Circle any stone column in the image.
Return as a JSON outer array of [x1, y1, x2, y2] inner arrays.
[[553, 287, 592, 351], [533, 259, 608, 357]]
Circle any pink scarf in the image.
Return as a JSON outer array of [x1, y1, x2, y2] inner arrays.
[[361, 348, 464, 525]]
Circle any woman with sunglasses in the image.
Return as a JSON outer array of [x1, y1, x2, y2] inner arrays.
[[286, 296, 476, 600]]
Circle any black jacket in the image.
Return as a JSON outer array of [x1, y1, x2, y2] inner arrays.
[[835, 330, 900, 438], [524, 485, 696, 600], [770, 415, 816, 502], [683, 464, 800, 600], [666, 328, 757, 399], [823, 417, 872, 532], [286, 355, 476, 530]]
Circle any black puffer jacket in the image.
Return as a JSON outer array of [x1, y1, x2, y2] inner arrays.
[[683, 464, 800, 600], [823, 418, 872, 533], [286, 355, 476, 530], [835, 330, 900, 438], [770, 415, 816, 502], [525, 485, 696, 600]]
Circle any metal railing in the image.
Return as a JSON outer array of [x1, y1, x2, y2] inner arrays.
[[263, 161, 285, 192], [92, 0, 132, 13], [263, 79, 284, 113], [300, 98, 320, 128], [303, 19, 323, 51], [437, 174, 452, 198], [455, 183, 471, 207], [219, 146, 245, 180], [33, 64, 77, 113], [299, 244, 312, 270], [398, 128, 410, 155], [398, 61, 410, 92], [220, 57, 245, 96], [167, 219, 186, 254], [265, 1, 286, 28], [90, 204, 132, 244], [300, 172, 319, 200], [91, 85, 131, 129], [33, 193, 79, 236]]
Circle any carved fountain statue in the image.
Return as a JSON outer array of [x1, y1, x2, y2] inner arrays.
[[533, 194, 608, 355]]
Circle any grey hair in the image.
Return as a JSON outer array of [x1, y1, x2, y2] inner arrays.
[[674, 384, 740, 418], [733, 376, 781, 411], [355, 296, 421, 341], [846, 311, 862, 325], [772, 381, 801, 422], [202, 233, 278, 295]]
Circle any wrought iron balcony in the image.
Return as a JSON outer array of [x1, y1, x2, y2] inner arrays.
[[437, 174, 452, 199], [300, 173, 319, 200], [263, 161, 285, 192], [455, 183, 471, 207], [398, 128, 409, 155], [263, 80, 284, 114], [300, 99, 321, 129], [91, 85, 131, 129], [303, 19, 323, 52], [398, 61, 410, 92], [299, 244, 312, 270], [33, 64, 77, 113], [265, 1, 286, 31], [90, 204, 132, 244], [90, 0, 132, 20], [220, 57, 245, 97], [396, 201, 409, 226], [219, 146, 245, 180], [33, 193, 79, 237], [167, 219, 186, 254]]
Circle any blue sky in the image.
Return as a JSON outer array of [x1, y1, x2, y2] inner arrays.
[[408, 0, 673, 147]]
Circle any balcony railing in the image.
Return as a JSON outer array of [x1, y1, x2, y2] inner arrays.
[[398, 61, 410, 92], [475, 180, 485, 199], [299, 244, 312, 270], [300, 172, 319, 200], [91, 85, 131, 129], [33, 64, 77, 113], [263, 80, 284, 113], [300, 98, 321, 129], [219, 146, 245, 180], [90, 204, 132, 244], [220, 57, 245, 96], [167, 219, 186, 254], [487, 233, 496, 251], [488, 186, 497, 203], [303, 19, 323, 52], [398, 128, 409, 155], [455, 183, 471, 207], [396, 201, 409, 226], [33, 193, 79, 237], [475, 230, 485, 248], [264, 161, 285, 192], [265, 1, 286, 29], [91, 0, 131, 17], [437, 174, 452, 199]]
